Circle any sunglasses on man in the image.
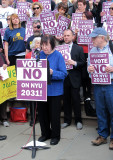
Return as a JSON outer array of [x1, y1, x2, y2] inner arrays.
[[33, 7, 40, 10]]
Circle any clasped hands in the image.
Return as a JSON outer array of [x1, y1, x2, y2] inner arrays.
[[88, 65, 113, 73]]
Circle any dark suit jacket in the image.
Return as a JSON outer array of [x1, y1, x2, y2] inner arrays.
[[0, 21, 3, 29], [68, 43, 85, 88]]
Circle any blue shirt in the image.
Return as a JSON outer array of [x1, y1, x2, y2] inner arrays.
[[26, 35, 35, 51], [88, 42, 113, 79], [4, 27, 26, 56], [40, 50, 67, 96]]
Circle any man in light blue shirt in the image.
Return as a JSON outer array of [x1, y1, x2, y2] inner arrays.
[[88, 27, 113, 150]]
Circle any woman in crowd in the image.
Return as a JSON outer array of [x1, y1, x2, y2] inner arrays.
[[31, 2, 43, 18], [55, 2, 71, 20], [75, 0, 87, 13], [37, 35, 67, 145], [4, 13, 26, 66], [25, 37, 41, 59], [55, 2, 71, 44]]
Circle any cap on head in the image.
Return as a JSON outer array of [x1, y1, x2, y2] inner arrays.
[[89, 27, 107, 37]]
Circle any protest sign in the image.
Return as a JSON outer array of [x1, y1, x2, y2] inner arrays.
[[39, 0, 51, 13], [0, 67, 9, 81], [17, 59, 47, 101], [40, 11, 57, 35], [16, 2, 30, 22], [0, 66, 17, 104], [71, 13, 82, 33], [56, 15, 71, 36], [55, 44, 73, 70], [52, 9, 58, 15], [78, 20, 93, 44], [101, 2, 112, 22], [106, 16, 113, 40], [0, 28, 7, 41], [90, 52, 111, 84], [25, 21, 33, 41], [10, 0, 17, 8]]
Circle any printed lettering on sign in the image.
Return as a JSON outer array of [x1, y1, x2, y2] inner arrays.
[[90, 53, 111, 84]]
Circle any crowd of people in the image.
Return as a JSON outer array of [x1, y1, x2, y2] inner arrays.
[[0, 0, 113, 149]]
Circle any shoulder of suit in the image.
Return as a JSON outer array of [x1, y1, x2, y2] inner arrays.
[[72, 43, 82, 48], [72, 44, 84, 52]]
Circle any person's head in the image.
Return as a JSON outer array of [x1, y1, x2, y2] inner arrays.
[[63, 29, 74, 44], [6, 15, 11, 26], [30, 37, 41, 49], [32, 20, 42, 36], [18, 0, 26, 2], [9, 13, 21, 30], [62, 0, 68, 4], [32, 2, 43, 16], [109, 3, 113, 16], [2, 0, 9, 8], [77, 0, 86, 12], [8, 0, 14, 5], [89, 27, 109, 48], [71, 0, 77, 3], [41, 35, 56, 55], [94, 0, 100, 5], [82, 11, 93, 20], [58, 2, 68, 15]]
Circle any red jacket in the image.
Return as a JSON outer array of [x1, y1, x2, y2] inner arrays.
[[32, 0, 38, 2], [25, 52, 32, 59]]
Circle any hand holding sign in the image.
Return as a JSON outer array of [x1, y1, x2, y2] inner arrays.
[[26, 11, 30, 17], [88, 65, 95, 73], [50, 68, 53, 75], [100, 11, 106, 17], [105, 65, 113, 73], [66, 59, 77, 66], [3, 64, 7, 70]]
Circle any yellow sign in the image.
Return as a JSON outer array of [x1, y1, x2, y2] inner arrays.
[[0, 66, 17, 104]]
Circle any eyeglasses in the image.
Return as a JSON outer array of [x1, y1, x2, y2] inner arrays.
[[6, 18, 10, 21], [109, 7, 113, 10], [33, 7, 40, 10]]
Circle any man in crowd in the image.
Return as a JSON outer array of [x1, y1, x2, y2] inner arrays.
[[61, 29, 85, 130], [0, 0, 15, 28], [88, 27, 113, 150], [26, 20, 42, 55]]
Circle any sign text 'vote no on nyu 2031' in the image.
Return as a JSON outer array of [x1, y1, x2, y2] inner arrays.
[[16, 59, 47, 101]]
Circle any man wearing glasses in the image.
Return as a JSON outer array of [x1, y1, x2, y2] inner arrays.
[[88, 27, 113, 150]]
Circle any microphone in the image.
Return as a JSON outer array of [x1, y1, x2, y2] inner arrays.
[[34, 48, 40, 62]]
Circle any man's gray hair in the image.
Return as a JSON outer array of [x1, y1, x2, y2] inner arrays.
[[32, 20, 41, 26], [98, 34, 109, 42]]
